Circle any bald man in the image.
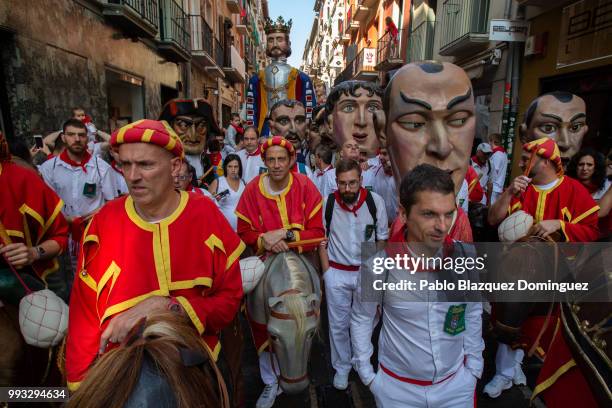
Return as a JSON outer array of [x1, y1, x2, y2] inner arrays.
[[519, 91, 588, 163], [376, 61, 475, 242]]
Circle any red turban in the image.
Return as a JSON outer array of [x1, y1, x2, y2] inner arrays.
[[260, 136, 295, 159], [111, 119, 184, 159], [523, 137, 563, 176]]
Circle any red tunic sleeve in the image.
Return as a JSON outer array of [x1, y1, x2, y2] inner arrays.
[[173, 211, 245, 335], [65, 217, 102, 391], [293, 177, 324, 252], [560, 181, 599, 242], [235, 179, 264, 253], [466, 166, 484, 203]]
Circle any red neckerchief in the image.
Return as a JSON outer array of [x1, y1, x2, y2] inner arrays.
[[471, 155, 485, 166], [492, 146, 506, 154], [59, 149, 91, 173], [247, 145, 261, 157], [231, 123, 244, 135], [110, 159, 123, 175], [317, 165, 332, 177], [334, 187, 367, 216]]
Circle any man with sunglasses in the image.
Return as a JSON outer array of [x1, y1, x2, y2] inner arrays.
[[159, 99, 222, 186]]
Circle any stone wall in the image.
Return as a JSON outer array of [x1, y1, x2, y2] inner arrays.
[[0, 0, 183, 139]]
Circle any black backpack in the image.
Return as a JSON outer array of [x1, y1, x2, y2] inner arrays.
[[324, 191, 378, 240]]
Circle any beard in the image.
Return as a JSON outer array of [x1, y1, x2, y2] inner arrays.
[[341, 191, 358, 204], [285, 132, 301, 145]]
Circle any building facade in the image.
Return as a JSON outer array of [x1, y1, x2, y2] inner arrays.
[[0, 0, 267, 141]]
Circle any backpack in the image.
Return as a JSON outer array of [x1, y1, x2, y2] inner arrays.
[[325, 191, 378, 240]]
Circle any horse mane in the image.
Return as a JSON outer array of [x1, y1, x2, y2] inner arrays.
[[282, 254, 313, 351], [67, 312, 228, 408]]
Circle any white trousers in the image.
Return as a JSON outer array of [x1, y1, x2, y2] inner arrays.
[[495, 343, 524, 380], [324, 266, 360, 375], [259, 351, 280, 385], [369, 363, 477, 408]]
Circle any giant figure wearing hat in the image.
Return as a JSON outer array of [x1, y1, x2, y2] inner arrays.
[[159, 98, 222, 186], [246, 17, 316, 137]]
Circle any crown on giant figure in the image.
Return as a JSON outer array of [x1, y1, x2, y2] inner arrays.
[[264, 16, 292, 34]]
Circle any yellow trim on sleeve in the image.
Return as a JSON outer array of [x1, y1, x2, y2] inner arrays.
[[308, 201, 322, 220], [257, 339, 270, 355], [42, 199, 64, 238], [168, 277, 213, 290], [205, 234, 226, 253], [531, 359, 576, 401], [67, 381, 81, 392], [97, 261, 121, 303], [6, 230, 24, 239], [19, 203, 45, 230], [83, 234, 99, 245], [235, 210, 253, 226], [559, 221, 569, 242], [176, 296, 205, 334], [79, 269, 97, 292], [571, 205, 600, 224], [101, 291, 165, 322], [226, 241, 245, 270]]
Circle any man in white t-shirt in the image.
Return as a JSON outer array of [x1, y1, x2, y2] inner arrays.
[[237, 126, 266, 184], [321, 158, 388, 391], [488, 133, 508, 204], [371, 146, 398, 223], [471, 142, 492, 204], [312, 144, 334, 194]]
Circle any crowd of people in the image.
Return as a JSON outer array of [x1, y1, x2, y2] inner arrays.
[[0, 60, 610, 408]]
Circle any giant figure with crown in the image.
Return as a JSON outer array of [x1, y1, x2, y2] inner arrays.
[[247, 17, 316, 137]]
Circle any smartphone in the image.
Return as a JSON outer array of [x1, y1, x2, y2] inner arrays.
[[215, 189, 230, 201], [34, 135, 44, 149]]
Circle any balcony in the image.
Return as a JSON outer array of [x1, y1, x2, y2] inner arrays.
[[346, 5, 359, 34], [226, 0, 241, 14], [223, 45, 246, 83], [189, 15, 224, 78], [375, 29, 404, 71], [354, 3, 369, 22], [334, 47, 377, 85], [103, 0, 159, 38], [236, 15, 248, 36], [438, 0, 490, 57], [158, 0, 191, 62], [407, 20, 435, 63]]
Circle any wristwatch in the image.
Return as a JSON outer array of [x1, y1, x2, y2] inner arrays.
[[285, 230, 296, 242], [35, 245, 46, 260]]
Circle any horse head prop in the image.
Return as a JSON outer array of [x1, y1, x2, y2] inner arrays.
[[247, 251, 321, 394], [67, 312, 229, 408]]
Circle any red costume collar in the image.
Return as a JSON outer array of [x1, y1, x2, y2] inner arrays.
[[334, 187, 367, 216], [247, 145, 262, 157], [59, 150, 92, 173]]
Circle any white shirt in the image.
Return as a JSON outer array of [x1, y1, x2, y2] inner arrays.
[[324, 190, 389, 266], [39, 155, 117, 217], [351, 248, 484, 385], [237, 149, 266, 184], [216, 176, 245, 231], [313, 165, 334, 194], [593, 179, 611, 201], [490, 150, 508, 194], [371, 166, 398, 222], [110, 166, 129, 196], [457, 179, 469, 213], [221, 144, 235, 161]]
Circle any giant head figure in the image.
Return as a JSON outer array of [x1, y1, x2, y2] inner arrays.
[[268, 99, 307, 148], [265, 16, 292, 60], [159, 99, 221, 157], [519, 91, 588, 163], [377, 61, 475, 194], [326, 81, 383, 157]]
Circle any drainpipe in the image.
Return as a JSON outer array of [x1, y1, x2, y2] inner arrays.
[[500, 0, 519, 182]]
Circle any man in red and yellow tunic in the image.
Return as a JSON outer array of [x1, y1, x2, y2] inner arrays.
[[487, 137, 599, 404], [0, 132, 69, 283], [65, 120, 244, 391], [235, 136, 324, 408]]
